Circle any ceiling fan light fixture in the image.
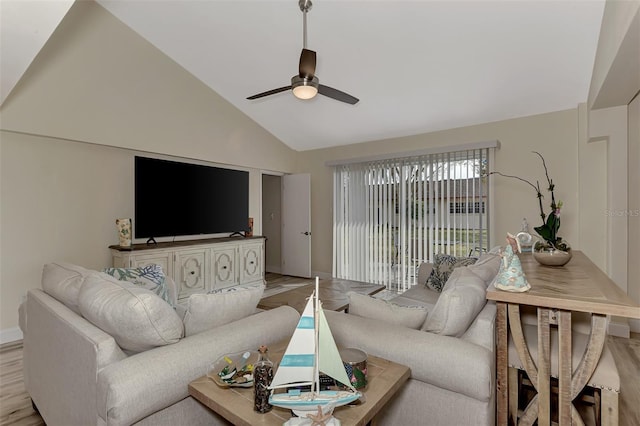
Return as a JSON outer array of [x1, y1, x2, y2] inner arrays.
[[291, 75, 319, 100]]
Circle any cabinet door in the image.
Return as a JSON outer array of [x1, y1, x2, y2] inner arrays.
[[212, 246, 238, 290], [175, 249, 209, 300], [240, 242, 264, 284], [129, 252, 173, 278]]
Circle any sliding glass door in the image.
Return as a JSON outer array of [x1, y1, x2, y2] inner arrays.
[[333, 147, 490, 291]]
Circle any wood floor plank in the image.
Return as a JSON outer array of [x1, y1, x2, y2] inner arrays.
[[607, 333, 640, 426]]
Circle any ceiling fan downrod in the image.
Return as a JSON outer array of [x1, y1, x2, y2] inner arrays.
[[299, 0, 312, 49]]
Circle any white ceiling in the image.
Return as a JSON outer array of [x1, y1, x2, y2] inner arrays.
[[2, 0, 605, 151]]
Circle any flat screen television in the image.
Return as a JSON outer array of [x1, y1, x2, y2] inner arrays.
[[135, 156, 249, 240]]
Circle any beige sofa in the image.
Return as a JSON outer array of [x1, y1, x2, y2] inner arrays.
[[19, 263, 300, 426], [325, 252, 502, 426]]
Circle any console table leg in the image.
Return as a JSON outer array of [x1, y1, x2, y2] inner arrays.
[[558, 310, 572, 425], [537, 308, 551, 426], [496, 302, 509, 426]]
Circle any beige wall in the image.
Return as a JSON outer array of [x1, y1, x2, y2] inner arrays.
[[589, 1, 640, 109], [589, 106, 630, 291], [627, 94, 640, 332], [298, 109, 580, 275], [0, 1, 295, 172], [577, 103, 608, 273], [0, 0, 297, 335]]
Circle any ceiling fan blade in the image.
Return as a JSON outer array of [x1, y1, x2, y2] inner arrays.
[[299, 48, 316, 79], [246, 86, 292, 100], [318, 85, 359, 105]]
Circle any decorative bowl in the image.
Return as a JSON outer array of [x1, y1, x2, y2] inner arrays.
[[533, 240, 572, 266]]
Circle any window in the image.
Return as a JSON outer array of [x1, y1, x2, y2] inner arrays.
[[450, 201, 485, 214], [332, 144, 493, 291]]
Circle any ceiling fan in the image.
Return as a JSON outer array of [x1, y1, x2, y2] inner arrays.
[[246, 0, 359, 105]]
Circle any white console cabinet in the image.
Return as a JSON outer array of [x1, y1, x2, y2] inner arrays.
[[110, 237, 265, 302]]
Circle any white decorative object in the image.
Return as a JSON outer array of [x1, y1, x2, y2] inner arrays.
[[492, 234, 531, 293], [268, 278, 361, 417], [116, 218, 132, 247]]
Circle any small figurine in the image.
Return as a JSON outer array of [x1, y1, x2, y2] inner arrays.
[[492, 233, 531, 292]]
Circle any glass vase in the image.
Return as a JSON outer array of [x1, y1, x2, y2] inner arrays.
[[253, 345, 273, 413]]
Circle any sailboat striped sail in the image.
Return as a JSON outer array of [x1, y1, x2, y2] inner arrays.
[[269, 278, 361, 412]]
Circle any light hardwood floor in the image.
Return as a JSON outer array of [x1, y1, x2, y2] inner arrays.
[[1, 275, 638, 425]]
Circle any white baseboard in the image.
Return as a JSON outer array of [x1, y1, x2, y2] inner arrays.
[[0, 327, 23, 345]]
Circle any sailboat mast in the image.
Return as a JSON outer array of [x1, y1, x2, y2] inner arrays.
[[313, 276, 320, 397]]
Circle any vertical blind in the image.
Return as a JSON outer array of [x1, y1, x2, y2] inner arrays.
[[333, 148, 490, 292]]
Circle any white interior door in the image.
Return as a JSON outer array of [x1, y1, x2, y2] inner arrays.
[[281, 173, 311, 277]]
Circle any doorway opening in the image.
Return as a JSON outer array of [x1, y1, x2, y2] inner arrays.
[[262, 174, 282, 274]]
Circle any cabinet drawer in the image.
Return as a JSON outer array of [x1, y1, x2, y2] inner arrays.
[[212, 247, 237, 289], [240, 243, 264, 284], [175, 249, 209, 299]]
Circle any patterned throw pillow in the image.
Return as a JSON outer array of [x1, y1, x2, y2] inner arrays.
[[425, 254, 478, 292], [103, 264, 171, 306]]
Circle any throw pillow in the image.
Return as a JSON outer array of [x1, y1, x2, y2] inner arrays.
[[103, 264, 172, 307], [347, 291, 429, 330], [425, 254, 477, 292], [423, 267, 487, 336], [467, 252, 502, 286], [78, 273, 184, 352], [182, 284, 265, 336], [41, 262, 94, 314]]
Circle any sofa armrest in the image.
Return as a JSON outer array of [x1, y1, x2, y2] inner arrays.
[[461, 301, 496, 351], [325, 310, 494, 402], [23, 289, 127, 426], [97, 305, 299, 426]]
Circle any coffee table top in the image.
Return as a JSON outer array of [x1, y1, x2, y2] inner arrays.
[[188, 339, 410, 426], [258, 279, 386, 313]]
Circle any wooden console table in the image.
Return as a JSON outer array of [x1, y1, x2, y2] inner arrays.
[[486, 251, 640, 426]]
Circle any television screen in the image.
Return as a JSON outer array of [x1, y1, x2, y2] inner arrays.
[[135, 156, 249, 239]]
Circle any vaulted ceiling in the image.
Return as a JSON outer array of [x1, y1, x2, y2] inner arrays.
[[1, 0, 605, 151]]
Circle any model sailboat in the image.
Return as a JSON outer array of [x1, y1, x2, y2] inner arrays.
[[268, 278, 361, 413]]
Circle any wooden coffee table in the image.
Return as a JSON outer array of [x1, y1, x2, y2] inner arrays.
[[258, 278, 386, 313], [188, 339, 410, 426]]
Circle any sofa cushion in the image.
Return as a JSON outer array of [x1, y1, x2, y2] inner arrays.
[[393, 285, 440, 308], [41, 262, 93, 314], [426, 254, 478, 292], [103, 264, 172, 307], [467, 252, 502, 285], [423, 267, 487, 336], [182, 284, 264, 336], [78, 273, 184, 352], [347, 291, 429, 329]]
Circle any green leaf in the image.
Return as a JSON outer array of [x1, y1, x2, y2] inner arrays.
[[534, 224, 551, 242]]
